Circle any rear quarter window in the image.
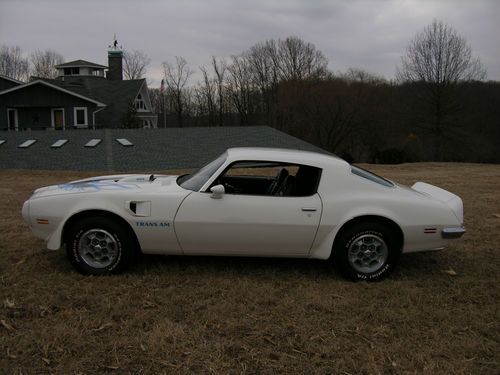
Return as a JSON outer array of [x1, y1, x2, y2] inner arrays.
[[351, 166, 394, 187]]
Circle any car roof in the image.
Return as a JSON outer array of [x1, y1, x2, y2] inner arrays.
[[226, 147, 349, 170]]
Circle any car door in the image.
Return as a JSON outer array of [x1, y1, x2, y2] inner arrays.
[[174, 192, 322, 256]]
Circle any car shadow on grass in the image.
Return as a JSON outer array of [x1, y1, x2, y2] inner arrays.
[[132, 254, 335, 279], [129, 250, 444, 281], [45, 246, 444, 281], [393, 251, 443, 278]]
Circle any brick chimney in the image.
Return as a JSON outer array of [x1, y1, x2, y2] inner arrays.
[[107, 49, 123, 80]]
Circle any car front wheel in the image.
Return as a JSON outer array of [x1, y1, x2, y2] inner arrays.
[[333, 221, 401, 281], [65, 217, 135, 275]]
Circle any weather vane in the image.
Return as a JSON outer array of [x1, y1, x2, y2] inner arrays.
[[109, 33, 122, 50]]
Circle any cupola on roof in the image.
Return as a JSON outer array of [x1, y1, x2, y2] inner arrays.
[[55, 60, 108, 69]]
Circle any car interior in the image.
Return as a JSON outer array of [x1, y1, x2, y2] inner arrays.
[[210, 161, 322, 197]]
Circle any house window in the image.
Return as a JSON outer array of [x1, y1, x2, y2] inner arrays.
[[7, 108, 18, 130], [135, 93, 147, 111], [64, 67, 80, 75], [74, 107, 88, 127]]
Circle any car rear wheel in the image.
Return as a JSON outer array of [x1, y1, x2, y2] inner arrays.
[[65, 217, 135, 275], [333, 221, 401, 281]]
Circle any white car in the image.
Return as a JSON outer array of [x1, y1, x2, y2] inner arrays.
[[22, 147, 465, 281]]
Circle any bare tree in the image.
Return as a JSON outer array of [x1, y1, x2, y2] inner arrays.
[[268, 37, 328, 81], [30, 49, 64, 79], [197, 57, 228, 127], [247, 41, 277, 90], [123, 50, 151, 80], [241, 37, 327, 126], [191, 83, 209, 122], [199, 65, 217, 126], [397, 20, 486, 160], [162, 57, 193, 127], [0, 45, 29, 81], [226, 55, 255, 126], [276, 79, 360, 154], [397, 20, 485, 84], [211, 56, 226, 126], [341, 68, 387, 85], [246, 42, 278, 124]]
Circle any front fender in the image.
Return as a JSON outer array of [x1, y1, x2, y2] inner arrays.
[[36, 193, 184, 255], [46, 200, 130, 250]]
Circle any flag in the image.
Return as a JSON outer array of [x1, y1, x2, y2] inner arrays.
[[160, 79, 165, 93]]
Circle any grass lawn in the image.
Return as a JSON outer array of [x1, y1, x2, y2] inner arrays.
[[1, 163, 499, 374]]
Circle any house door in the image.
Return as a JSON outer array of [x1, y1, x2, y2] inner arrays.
[[7, 109, 18, 130], [52, 108, 64, 130]]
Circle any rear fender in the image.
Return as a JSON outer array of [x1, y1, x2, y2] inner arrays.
[[412, 182, 463, 223], [308, 207, 401, 260]]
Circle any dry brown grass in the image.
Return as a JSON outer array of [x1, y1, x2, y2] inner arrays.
[[0, 164, 499, 374]]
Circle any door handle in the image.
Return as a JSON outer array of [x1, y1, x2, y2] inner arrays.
[[301, 208, 317, 212]]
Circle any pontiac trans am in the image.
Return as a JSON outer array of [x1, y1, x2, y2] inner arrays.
[[22, 148, 465, 281]]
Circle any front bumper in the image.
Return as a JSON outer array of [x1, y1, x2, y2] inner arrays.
[[442, 226, 466, 239]]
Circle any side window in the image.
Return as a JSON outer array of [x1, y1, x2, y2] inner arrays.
[[214, 161, 321, 197]]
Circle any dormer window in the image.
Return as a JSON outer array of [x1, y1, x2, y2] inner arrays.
[[134, 93, 147, 111]]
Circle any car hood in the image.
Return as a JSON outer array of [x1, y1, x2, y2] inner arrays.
[[30, 174, 180, 199]]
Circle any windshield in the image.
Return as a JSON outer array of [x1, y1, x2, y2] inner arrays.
[[178, 152, 227, 191]]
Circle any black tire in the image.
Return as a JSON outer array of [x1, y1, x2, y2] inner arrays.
[[65, 216, 136, 275], [333, 221, 401, 281]]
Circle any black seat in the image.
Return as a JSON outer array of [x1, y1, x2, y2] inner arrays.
[[276, 175, 296, 196], [266, 168, 289, 195]]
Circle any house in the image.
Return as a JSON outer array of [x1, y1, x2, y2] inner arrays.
[[0, 45, 157, 131]]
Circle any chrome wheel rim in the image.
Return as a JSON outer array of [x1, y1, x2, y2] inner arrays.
[[78, 229, 118, 269], [348, 234, 388, 273]]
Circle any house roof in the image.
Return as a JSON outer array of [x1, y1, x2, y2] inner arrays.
[[0, 79, 107, 106], [0, 74, 24, 85], [50, 78, 143, 108], [38, 77, 145, 124], [55, 60, 108, 69], [0, 127, 328, 172]]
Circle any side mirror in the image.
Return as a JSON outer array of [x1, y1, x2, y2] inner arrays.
[[210, 184, 225, 199]]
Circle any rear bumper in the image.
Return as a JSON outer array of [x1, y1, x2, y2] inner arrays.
[[442, 226, 466, 239]]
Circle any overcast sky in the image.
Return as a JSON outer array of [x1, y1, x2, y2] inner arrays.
[[1, 0, 499, 87]]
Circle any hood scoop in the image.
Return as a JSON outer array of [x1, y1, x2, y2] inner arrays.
[[69, 174, 167, 185]]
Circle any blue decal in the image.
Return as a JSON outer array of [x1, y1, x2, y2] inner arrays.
[[58, 181, 137, 192]]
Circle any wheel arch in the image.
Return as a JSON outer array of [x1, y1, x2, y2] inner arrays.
[[332, 215, 404, 257], [61, 209, 142, 253]]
